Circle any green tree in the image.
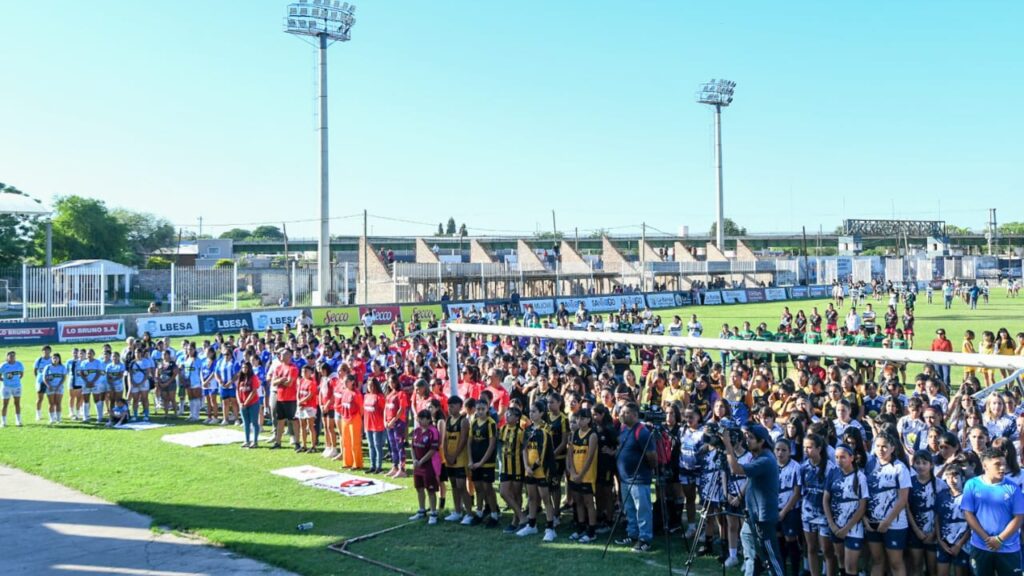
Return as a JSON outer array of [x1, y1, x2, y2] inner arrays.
[[145, 256, 173, 269], [250, 225, 284, 240], [458, 223, 468, 237], [709, 218, 746, 237], [111, 208, 175, 264], [36, 195, 128, 263], [436, 223, 444, 236], [999, 222, 1024, 236], [213, 258, 234, 269], [946, 224, 972, 236], [446, 217, 457, 236], [219, 228, 251, 241], [0, 183, 42, 266]]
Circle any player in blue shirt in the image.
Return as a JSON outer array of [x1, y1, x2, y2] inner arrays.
[[907, 449, 942, 576], [801, 433, 837, 576], [214, 346, 239, 424], [936, 465, 970, 575], [1, 351, 25, 427], [823, 444, 869, 576], [32, 345, 52, 421], [104, 352, 126, 425], [42, 353, 68, 424], [864, 433, 912, 576], [127, 345, 154, 421], [80, 349, 106, 423], [200, 347, 220, 424], [961, 447, 1024, 576], [180, 345, 204, 422]]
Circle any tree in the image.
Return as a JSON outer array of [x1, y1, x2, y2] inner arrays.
[[445, 217, 457, 236], [709, 218, 746, 237], [435, 223, 444, 236], [111, 208, 175, 264], [0, 183, 42, 266], [999, 222, 1024, 236], [458, 223, 468, 237], [36, 195, 128, 263], [145, 256, 173, 269], [219, 228, 251, 241], [946, 224, 972, 236], [250, 225, 284, 240], [213, 258, 234, 269]]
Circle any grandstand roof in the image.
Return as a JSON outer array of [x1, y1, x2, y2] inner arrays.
[[0, 191, 49, 215]]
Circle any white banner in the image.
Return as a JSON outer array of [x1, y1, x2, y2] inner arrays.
[[58, 319, 126, 342], [303, 473, 403, 497], [136, 315, 200, 338], [721, 290, 748, 304], [764, 287, 788, 302], [556, 294, 646, 313], [114, 422, 169, 431], [271, 466, 336, 482], [644, 293, 680, 309], [521, 298, 555, 316], [702, 291, 722, 305], [251, 309, 302, 331], [161, 428, 245, 447]]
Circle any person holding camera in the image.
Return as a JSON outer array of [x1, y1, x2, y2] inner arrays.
[[614, 402, 657, 552], [720, 423, 784, 576]]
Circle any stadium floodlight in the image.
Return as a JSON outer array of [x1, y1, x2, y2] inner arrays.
[[697, 78, 736, 250], [284, 1, 357, 305]]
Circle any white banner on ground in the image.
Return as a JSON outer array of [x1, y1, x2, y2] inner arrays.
[[521, 298, 555, 316], [271, 466, 336, 483], [114, 422, 169, 431], [161, 428, 245, 447], [303, 473, 403, 497]]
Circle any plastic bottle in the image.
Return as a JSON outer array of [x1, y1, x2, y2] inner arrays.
[[297, 522, 314, 531]]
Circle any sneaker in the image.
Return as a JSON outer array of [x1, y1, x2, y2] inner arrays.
[[684, 525, 697, 540], [724, 556, 740, 568], [444, 512, 463, 523], [551, 517, 560, 528], [578, 534, 595, 544], [516, 525, 538, 537], [269, 443, 282, 450], [503, 523, 519, 535], [569, 532, 581, 541], [594, 524, 611, 535], [460, 514, 475, 526], [409, 510, 426, 521], [632, 540, 652, 553], [543, 528, 557, 542], [427, 513, 438, 525], [614, 537, 636, 547]]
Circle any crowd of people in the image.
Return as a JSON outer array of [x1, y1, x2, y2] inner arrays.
[[3, 282, 1024, 576]]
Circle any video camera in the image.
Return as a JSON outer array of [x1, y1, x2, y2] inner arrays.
[[704, 419, 744, 450], [638, 405, 668, 426]]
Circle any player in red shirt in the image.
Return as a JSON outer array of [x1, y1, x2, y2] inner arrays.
[[385, 377, 410, 478], [318, 363, 340, 458], [296, 365, 319, 453], [485, 368, 510, 424], [334, 373, 364, 469], [363, 379, 386, 474], [269, 350, 299, 450], [409, 409, 441, 524]]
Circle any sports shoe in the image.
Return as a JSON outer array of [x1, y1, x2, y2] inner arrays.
[[632, 540, 652, 553], [503, 523, 519, 534], [409, 510, 426, 521], [615, 537, 635, 547], [569, 532, 581, 541], [444, 512, 463, 522], [516, 525, 538, 537], [460, 514, 475, 526], [427, 513, 438, 525], [684, 525, 697, 540], [551, 517, 560, 528], [594, 524, 611, 535], [724, 556, 740, 568], [578, 534, 595, 544], [543, 528, 557, 542]]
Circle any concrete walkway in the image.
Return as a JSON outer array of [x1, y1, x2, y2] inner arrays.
[[0, 465, 296, 576]]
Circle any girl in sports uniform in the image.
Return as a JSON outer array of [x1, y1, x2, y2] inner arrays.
[[907, 449, 940, 576], [128, 345, 154, 421], [42, 353, 67, 424], [802, 433, 837, 576], [200, 348, 219, 424], [823, 444, 868, 576], [296, 365, 319, 453], [678, 407, 704, 539], [775, 438, 803, 576], [935, 466, 970, 576], [384, 375, 409, 477], [567, 408, 598, 543], [499, 406, 526, 533], [440, 396, 470, 523], [409, 409, 441, 525], [181, 345, 203, 422], [864, 432, 911, 576], [104, 352, 126, 425], [237, 361, 262, 447], [214, 347, 238, 425], [156, 350, 179, 418], [517, 399, 557, 542], [983, 393, 1016, 440], [592, 404, 618, 531]]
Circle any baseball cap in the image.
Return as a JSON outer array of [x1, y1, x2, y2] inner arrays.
[[745, 424, 773, 446]]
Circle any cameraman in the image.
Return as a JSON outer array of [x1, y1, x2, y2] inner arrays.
[[720, 424, 784, 576], [614, 402, 657, 552]]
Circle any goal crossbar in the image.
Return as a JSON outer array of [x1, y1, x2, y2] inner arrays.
[[445, 324, 1024, 372]]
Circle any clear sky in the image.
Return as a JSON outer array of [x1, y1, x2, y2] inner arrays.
[[1, 1, 1021, 239]]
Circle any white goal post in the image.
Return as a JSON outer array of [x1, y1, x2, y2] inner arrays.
[[444, 324, 1024, 400]]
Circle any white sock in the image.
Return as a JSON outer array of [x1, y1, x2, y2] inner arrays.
[[56, 410, 62, 422], [84, 404, 91, 420], [729, 548, 737, 560], [15, 415, 21, 425], [36, 410, 41, 420], [1, 417, 6, 426], [96, 401, 104, 420], [191, 399, 201, 420]]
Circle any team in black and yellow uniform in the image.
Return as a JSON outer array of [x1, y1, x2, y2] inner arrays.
[[467, 396, 500, 527], [567, 408, 599, 542]]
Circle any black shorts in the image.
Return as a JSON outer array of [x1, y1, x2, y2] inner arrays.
[[322, 409, 335, 420], [37, 382, 46, 394], [443, 465, 466, 480], [525, 476, 548, 486], [274, 400, 297, 421], [500, 473, 523, 483], [568, 481, 594, 495], [471, 467, 495, 483]]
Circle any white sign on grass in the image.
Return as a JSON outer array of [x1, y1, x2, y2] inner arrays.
[[161, 428, 246, 447], [304, 473, 402, 497]]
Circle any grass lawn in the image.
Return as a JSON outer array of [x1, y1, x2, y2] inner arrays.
[[0, 291, 1021, 575]]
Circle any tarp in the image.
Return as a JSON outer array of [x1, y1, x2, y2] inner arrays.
[[161, 428, 245, 447]]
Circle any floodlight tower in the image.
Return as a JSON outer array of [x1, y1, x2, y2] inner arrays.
[[284, 0, 356, 305], [697, 79, 736, 250]]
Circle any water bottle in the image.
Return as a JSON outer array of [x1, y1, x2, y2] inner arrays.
[[297, 522, 314, 531]]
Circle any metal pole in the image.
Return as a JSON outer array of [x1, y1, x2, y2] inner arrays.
[[446, 328, 459, 399], [362, 210, 368, 305], [641, 222, 646, 292], [315, 32, 331, 306], [714, 104, 725, 250], [233, 262, 239, 310], [290, 261, 296, 306], [344, 262, 350, 305], [45, 220, 52, 268], [21, 262, 27, 320], [170, 263, 176, 313], [100, 263, 106, 316]]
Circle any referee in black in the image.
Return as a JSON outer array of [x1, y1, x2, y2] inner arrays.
[[719, 424, 784, 576]]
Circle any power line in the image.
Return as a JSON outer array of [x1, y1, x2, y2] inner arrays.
[[172, 212, 363, 229]]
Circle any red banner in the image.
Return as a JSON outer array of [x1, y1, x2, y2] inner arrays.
[[358, 306, 401, 325]]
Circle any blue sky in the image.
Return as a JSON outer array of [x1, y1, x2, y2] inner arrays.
[[1, 1, 1021, 239]]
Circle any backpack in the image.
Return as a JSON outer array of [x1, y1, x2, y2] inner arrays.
[[634, 424, 673, 469]]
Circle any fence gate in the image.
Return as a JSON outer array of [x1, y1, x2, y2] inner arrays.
[[171, 264, 237, 312], [22, 265, 105, 319]]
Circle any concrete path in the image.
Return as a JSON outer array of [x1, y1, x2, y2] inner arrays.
[[0, 465, 296, 576]]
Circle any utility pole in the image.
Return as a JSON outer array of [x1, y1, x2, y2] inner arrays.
[[801, 226, 810, 285], [198, 216, 203, 238], [989, 208, 998, 256], [551, 210, 557, 237], [640, 222, 647, 292], [363, 209, 368, 305]]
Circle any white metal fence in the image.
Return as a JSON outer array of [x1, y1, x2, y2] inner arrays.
[[22, 264, 106, 319]]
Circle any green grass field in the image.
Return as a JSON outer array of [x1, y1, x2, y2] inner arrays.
[[1, 292, 1021, 575]]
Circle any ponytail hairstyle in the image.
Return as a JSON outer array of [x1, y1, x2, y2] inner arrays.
[[842, 427, 869, 471], [805, 433, 829, 482], [879, 431, 910, 467]]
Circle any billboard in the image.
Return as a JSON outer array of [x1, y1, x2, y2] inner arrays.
[[312, 307, 359, 327], [763, 288, 787, 302], [400, 304, 444, 325], [199, 313, 253, 334], [701, 291, 722, 305], [0, 322, 58, 345], [358, 306, 401, 326], [721, 290, 748, 304], [556, 294, 646, 313], [136, 315, 200, 338], [58, 319, 125, 343], [251, 309, 307, 331]]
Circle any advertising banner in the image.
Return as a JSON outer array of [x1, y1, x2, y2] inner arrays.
[[721, 290, 748, 305], [312, 307, 359, 327], [58, 319, 125, 342], [557, 294, 646, 313], [358, 306, 401, 326], [763, 288, 788, 302], [809, 285, 829, 298], [0, 321, 58, 345], [677, 292, 694, 306], [789, 286, 809, 299], [136, 315, 200, 338], [400, 304, 444, 325], [701, 291, 722, 305], [645, 292, 693, 309], [444, 301, 485, 318], [199, 313, 253, 334], [521, 298, 555, 316], [251, 309, 308, 331], [745, 288, 766, 303]]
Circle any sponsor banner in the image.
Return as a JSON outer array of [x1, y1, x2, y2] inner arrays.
[[789, 286, 809, 299], [521, 298, 555, 316], [644, 292, 679, 309], [358, 305, 401, 326], [701, 291, 722, 305], [137, 315, 200, 338], [721, 290, 748, 305], [557, 294, 646, 313], [312, 307, 359, 327], [400, 304, 444, 324], [199, 313, 253, 334], [58, 319, 125, 342], [444, 300, 485, 318], [745, 288, 766, 303], [809, 285, 829, 298], [763, 287, 788, 302], [251, 309, 308, 331], [0, 321, 58, 345], [677, 292, 694, 306]]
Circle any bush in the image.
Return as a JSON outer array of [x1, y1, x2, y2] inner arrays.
[[214, 259, 235, 269], [145, 256, 172, 269]]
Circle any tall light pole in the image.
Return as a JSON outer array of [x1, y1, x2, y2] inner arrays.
[[284, 0, 357, 305], [697, 79, 736, 250]]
